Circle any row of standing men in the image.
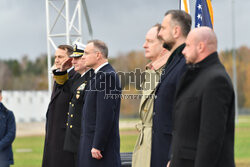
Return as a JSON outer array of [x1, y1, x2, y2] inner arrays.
[[42, 10, 236, 167], [42, 38, 121, 167]]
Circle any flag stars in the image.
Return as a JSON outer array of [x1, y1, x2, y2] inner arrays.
[[197, 14, 202, 20], [198, 4, 202, 10], [195, 0, 213, 29]]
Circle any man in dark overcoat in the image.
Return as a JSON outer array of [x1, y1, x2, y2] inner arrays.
[[77, 40, 121, 167], [169, 27, 235, 167], [149, 10, 192, 167], [42, 45, 79, 167]]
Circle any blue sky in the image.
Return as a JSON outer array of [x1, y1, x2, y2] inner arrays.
[[0, 0, 249, 60]]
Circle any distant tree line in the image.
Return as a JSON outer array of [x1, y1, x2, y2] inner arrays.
[[219, 46, 250, 110], [0, 54, 49, 90], [0, 46, 250, 116]]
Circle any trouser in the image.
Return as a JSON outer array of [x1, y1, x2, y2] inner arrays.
[[74, 152, 78, 167]]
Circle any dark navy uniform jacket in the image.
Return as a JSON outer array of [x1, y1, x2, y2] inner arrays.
[[63, 69, 93, 153]]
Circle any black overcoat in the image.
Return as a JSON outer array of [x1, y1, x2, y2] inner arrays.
[[42, 69, 79, 167], [151, 44, 186, 167], [170, 52, 235, 167]]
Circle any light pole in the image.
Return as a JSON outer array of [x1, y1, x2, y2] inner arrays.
[[232, 0, 238, 123]]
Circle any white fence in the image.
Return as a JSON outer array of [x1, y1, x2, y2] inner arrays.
[[2, 91, 50, 123]]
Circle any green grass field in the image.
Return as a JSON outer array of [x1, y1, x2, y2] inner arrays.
[[12, 116, 250, 167]]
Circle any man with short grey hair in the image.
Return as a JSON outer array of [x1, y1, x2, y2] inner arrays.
[[77, 40, 121, 167]]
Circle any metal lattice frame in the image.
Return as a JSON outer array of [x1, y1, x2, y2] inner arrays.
[[45, 0, 84, 93]]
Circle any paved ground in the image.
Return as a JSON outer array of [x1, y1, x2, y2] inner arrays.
[[16, 120, 138, 137], [17, 122, 46, 137]]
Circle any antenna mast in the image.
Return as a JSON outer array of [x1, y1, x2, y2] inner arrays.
[[45, 0, 85, 94]]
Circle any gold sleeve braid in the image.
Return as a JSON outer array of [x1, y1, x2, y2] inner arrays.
[[53, 73, 69, 85]]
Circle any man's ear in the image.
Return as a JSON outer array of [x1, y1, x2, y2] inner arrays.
[[96, 51, 102, 60], [173, 26, 181, 39], [197, 42, 205, 53]]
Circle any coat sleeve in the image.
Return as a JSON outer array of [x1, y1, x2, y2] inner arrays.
[[53, 70, 69, 85], [92, 73, 120, 151], [177, 57, 187, 81], [195, 76, 234, 167], [0, 111, 16, 150]]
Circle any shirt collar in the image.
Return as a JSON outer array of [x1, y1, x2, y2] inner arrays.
[[146, 53, 169, 70], [67, 66, 74, 73], [81, 68, 91, 77], [94, 62, 108, 74]]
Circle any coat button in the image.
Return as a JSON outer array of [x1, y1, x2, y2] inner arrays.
[[70, 125, 73, 128], [153, 112, 156, 116], [71, 114, 73, 118], [67, 112, 69, 115], [66, 123, 68, 126], [72, 104, 74, 107]]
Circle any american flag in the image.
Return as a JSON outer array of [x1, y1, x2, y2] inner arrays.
[[195, 0, 214, 29]]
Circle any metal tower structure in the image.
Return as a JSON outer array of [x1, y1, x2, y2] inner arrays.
[[45, 0, 92, 94]]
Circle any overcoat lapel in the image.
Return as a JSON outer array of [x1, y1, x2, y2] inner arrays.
[[139, 83, 155, 115]]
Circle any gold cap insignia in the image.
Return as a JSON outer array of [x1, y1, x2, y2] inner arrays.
[[73, 44, 77, 51]]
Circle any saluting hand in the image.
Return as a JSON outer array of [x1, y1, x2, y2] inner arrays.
[[60, 58, 72, 71], [91, 148, 103, 160]]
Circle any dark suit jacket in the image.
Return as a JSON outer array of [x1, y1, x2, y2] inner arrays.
[[63, 69, 93, 153], [170, 52, 235, 167], [42, 69, 80, 167], [77, 63, 121, 167], [151, 44, 186, 167]]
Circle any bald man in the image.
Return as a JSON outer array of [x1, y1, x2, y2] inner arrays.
[[169, 27, 235, 167]]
